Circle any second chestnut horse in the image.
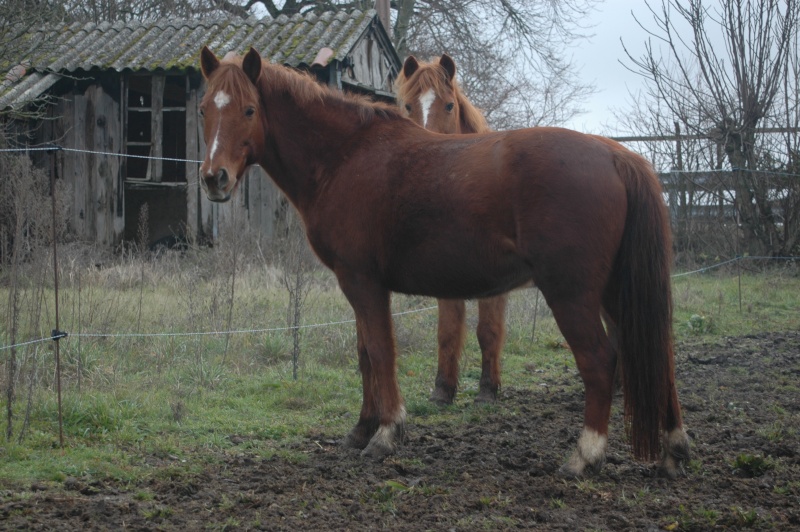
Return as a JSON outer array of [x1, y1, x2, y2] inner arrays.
[[396, 53, 506, 405]]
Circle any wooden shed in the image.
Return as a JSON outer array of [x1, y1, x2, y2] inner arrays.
[[0, 8, 401, 249]]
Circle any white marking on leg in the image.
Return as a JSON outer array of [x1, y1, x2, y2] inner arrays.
[[562, 427, 607, 476], [420, 89, 435, 129], [577, 428, 607, 465], [373, 425, 396, 449], [364, 406, 406, 456], [377, 407, 407, 445]]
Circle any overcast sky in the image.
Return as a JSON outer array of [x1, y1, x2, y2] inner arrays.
[[563, 0, 656, 135]]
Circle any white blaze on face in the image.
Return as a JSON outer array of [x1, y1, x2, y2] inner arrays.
[[214, 90, 231, 109], [420, 88, 436, 129], [209, 90, 231, 164]]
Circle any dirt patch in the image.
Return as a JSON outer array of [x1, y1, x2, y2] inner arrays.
[[3, 332, 799, 530]]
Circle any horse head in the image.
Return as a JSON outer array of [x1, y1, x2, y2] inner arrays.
[[199, 46, 266, 202], [398, 54, 461, 134]]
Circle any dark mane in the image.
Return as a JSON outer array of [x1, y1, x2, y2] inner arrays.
[[210, 54, 404, 125], [395, 58, 490, 134]]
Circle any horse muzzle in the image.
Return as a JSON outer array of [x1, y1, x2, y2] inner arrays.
[[201, 168, 233, 202]]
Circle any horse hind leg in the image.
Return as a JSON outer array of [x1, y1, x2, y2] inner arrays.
[[549, 299, 617, 478], [475, 294, 507, 403], [602, 306, 689, 478], [660, 385, 690, 478], [430, 299, 466, 405]]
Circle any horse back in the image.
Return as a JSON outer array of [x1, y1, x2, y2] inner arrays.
[[305, 125, 634, 299]]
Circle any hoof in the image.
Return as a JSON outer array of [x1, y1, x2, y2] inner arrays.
[[342, 422, 377, 450], [558, 452, 604, 478], [474, 388, 498, 404], [559, 428, 607, 478], [429, 387, 455, 406], [659, 428, 690, 479], [361, 424, 404, 461]]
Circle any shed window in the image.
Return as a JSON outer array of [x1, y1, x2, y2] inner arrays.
[[125, 74, 187, 182]]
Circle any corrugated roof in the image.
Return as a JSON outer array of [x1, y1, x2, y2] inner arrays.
[[0, 9, 381, 110]]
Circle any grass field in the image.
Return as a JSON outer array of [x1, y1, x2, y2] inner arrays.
[[1, 249, 798, 486]]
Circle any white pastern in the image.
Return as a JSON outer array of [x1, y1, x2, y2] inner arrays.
[[577, 428, 607, 464], [562, 426, 608, 476], [376, 406, 406, 444], [420, 89, 435, 129]]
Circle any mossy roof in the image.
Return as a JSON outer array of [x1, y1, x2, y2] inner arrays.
[[1, 9, 395, 110]]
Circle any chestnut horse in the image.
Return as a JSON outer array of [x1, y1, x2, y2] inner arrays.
[[395, 53, 506, 405], [198, 47, 689, 478]]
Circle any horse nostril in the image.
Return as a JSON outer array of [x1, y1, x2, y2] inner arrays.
[[217, 169, 229, 189]]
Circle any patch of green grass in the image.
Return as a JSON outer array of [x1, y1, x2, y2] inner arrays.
[[406, 398, 442, 417], [550, 497, 566, 509], [685, 313, 715, 335], [133, 490, 154, 501], [672, 270, 800, 336], [773, 480, 800, 496], [757, 421, 795, 442], [477, 493, 511, 509], [1, 260, 798, 490], [732, 454, 776, 477], [678, 504, 719, 528], [686, 459, 704, 475], [142, 505, 173, 519], [732, 506, 762, 527]]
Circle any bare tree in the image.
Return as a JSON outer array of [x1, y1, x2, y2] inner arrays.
[[624, 0, 800, 256], [1, 1, 598, 128], [0, 1, 64, 122], [1, 151, 56, 441], [203, 0, 599, 129], [274, 208, 317, 381], [23, 0, 213, 23]]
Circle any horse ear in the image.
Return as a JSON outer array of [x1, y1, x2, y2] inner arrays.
[[200, 46, 220, 79], [439, 53, 456, 82], [403, 56, 419, 79], [242, 47, 263, 85]]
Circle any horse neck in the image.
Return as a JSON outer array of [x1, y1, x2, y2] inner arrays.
[[457, 92, 490, 134], [256, 85, 367, 208]]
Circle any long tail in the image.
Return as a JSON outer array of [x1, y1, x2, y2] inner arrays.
[[611, 148, 675, 460]]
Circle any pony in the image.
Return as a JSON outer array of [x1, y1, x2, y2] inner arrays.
[[198, 46, 690, 478], [395, 53, 505, 405]]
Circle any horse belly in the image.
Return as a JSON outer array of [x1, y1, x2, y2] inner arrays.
[[385, 234, 530, 299]]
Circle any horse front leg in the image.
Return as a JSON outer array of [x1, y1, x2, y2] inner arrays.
[[430, 299, 466, 405], [475, 294, 507, 403], [341, 324, 379, 449], [338, 275, 405, 460]]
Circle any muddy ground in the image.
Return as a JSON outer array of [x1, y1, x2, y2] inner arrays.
[[2, 332, 799, 531]]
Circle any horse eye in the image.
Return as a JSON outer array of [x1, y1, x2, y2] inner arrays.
[[245, 107, 255, 118], [445, 102, 455, 112], [198, 108, 205, 117], [405, 104, 411, 112]]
